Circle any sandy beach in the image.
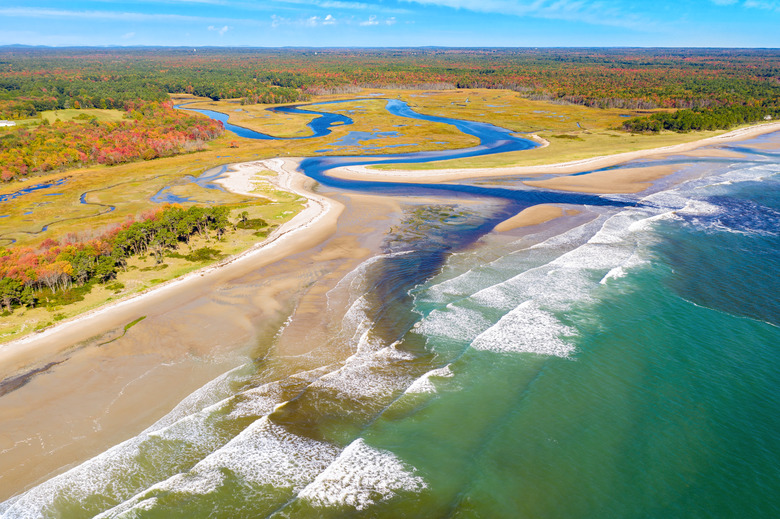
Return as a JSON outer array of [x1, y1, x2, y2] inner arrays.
[[327, 121, 780, 184], [0, 158, 340, 375], [1, 123, 778, 501], [0, 158, 352, 498]]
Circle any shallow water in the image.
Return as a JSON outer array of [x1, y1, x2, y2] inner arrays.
[[0, 178, 68, 204], [2, 106, 779, 516], [151, 164, 229, 204]]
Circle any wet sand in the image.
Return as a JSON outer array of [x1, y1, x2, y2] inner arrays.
[[494, 205, 566, 232], [0, 159, 356, 499], [523, 165, 683, 194]]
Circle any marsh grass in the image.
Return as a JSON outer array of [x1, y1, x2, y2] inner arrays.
[[0, 88, 741, 343]]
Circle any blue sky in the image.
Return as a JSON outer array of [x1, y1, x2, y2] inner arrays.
[[1, 0, 778, 47]]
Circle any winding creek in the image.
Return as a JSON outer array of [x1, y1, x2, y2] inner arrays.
[[174, 99, 644, 319], [178, 98, 636, 210], [0, 98, 666, 245]]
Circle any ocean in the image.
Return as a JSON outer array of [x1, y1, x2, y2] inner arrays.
[[1, 132, 778, 517]]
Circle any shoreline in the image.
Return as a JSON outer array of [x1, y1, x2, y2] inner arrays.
[[0, 158, 343, 374], [3, 122, 778, 353], [1, 121, 777, 502], [0, 158, 348, 499], [327, 121, 780, 184]]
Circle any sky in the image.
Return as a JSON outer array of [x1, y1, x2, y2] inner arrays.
[[0, 0, 779, 48]]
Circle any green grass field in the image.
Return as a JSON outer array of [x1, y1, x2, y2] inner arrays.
[[13, 108, 127, 127]]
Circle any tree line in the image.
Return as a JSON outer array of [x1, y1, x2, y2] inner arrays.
[[0, 101, 224, 181], [0, 204, 243, 312], [2, 47, 778, 120], [622, 103, 780, 133]]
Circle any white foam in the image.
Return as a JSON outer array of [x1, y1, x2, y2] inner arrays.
[[0, 366, 309, 518], [298, 438, 427, 511], [415, 305, 492, 343], [706, 163, 777, 186], [374, 342, 416, 362], [470, 301, 576, 357], [600, 248, 647, 284], [468, 205, 667, 311], [97, 417, 341, 517], [189, 417, 339, 489], [310, 350, 417, 401], [527, 216, 607, 251], [99, 495, 159, 517], [339, 295, 374, 350], [226, 384, 284, 420], [405, 365, 454, 394], [677, 198, 721, 216], [421, 217, 607, 307]]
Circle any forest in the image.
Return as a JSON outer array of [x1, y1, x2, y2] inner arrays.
[[0, 101, 224, 181], [1, 47, 779, 121], [622, 103, 780, 132], [0, 204, 238, 312]]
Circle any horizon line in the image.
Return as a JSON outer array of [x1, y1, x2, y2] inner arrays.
[[1, 44, 779, 51]]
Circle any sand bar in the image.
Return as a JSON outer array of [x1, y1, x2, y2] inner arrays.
[[494, 205, 565, 232], [673, 148, 746, 159], [523, 165, 683, 194], [327, 121, 780, 184]]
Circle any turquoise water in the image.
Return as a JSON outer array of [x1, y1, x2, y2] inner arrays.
[[2, 133, 779, 516]]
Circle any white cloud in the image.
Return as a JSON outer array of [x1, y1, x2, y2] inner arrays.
[[744, 0, 780, 10], [208, 24, 231, 35], [360, 14, 379, 25], [398, 0, 651, 29], [318, 1, 370, 9], [276, 0, 410, 14], [386, 16, 396, 25], [0, 6, 243, 24], [271, 12, 339, 27], [122, 32, 136, 39]]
